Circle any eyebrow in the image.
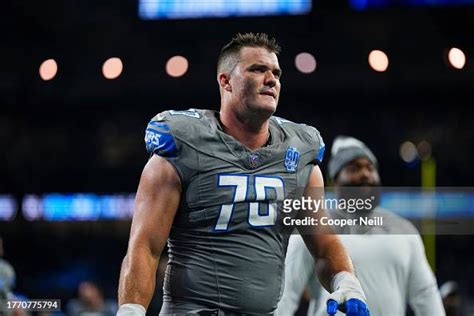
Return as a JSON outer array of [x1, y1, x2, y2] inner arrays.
[[248, 63, 282, 77], [353, 161, 374, 169]]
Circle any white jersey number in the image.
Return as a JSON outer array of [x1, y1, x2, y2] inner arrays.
[[215, 175, 284, 231]]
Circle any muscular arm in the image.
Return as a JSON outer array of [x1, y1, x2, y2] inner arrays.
[[118, 155, 182, 308], [297, 166, 354, 292]]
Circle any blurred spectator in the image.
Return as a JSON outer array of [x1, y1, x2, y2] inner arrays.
[[0, 258, 16, 299], [0, 258, 27, 316], [275, 136, 445, 316], [67, 281, 117, 316]]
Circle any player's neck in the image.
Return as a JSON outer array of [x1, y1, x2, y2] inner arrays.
[[219, 109, 270, 150]]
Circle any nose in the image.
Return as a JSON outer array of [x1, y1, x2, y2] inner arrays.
[[359, 167, 373, 183], [264, 71, 277, 88]]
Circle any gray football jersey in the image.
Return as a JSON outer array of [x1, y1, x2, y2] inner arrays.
[[144, 109, 325, 314]]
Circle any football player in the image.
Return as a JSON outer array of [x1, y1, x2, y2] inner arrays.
[[117, 33, 369, 315]]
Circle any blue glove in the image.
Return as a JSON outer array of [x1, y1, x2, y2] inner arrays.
[[327, 298, 370, 316]]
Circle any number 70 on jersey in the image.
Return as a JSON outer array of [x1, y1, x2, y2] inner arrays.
[[215, 174, 285, 230]]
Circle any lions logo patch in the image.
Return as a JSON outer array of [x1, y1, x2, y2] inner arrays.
[[284, 147, 300, 172]]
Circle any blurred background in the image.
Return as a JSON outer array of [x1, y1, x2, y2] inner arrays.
[[0, 0, 473, 315]]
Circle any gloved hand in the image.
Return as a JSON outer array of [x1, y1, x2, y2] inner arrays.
[[326, 271, 370, 316], [327, 298, 370, 316]]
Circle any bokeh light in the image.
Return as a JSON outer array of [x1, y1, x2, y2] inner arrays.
[[368, 50, 389, 72], [166, 55, 189, 78], [447, 47, 466, 70], [400, 141, 418, 163], [295, 52, 316, 74], [39, 59, 58, 81], [102, 57, 123, 79]]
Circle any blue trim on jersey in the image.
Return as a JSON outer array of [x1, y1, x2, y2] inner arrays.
[[145, 126, 177, 158], [148, 121, 171, 131], [317, 143, 325, 163]]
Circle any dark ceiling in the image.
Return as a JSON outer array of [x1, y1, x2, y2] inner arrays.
[[1, 0, 473, 192]]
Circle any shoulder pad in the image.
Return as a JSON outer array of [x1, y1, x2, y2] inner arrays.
[[144, 109, 203, 158], [271, 116, 325, 164], [303, 124, 325, 163]]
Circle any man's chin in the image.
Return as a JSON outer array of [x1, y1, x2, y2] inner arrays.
[[248, 102, 277, 116], [255, 101, 277, 115]]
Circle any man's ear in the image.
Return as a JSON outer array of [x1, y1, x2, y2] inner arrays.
[[218, 73, 232, 92]]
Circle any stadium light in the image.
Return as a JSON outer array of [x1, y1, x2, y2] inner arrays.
[[447, 47, 466, 70], [295, 52, 316, 74], [368, 50, 389, 72], [39, 59, 58, 81], [417, 140, 432, 161], [399, 141, 418, 163], [102, 57, 123, 79], [166, 55, 189, 78]]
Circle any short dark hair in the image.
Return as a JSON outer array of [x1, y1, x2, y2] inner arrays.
[[217, 33, 281, 74]]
